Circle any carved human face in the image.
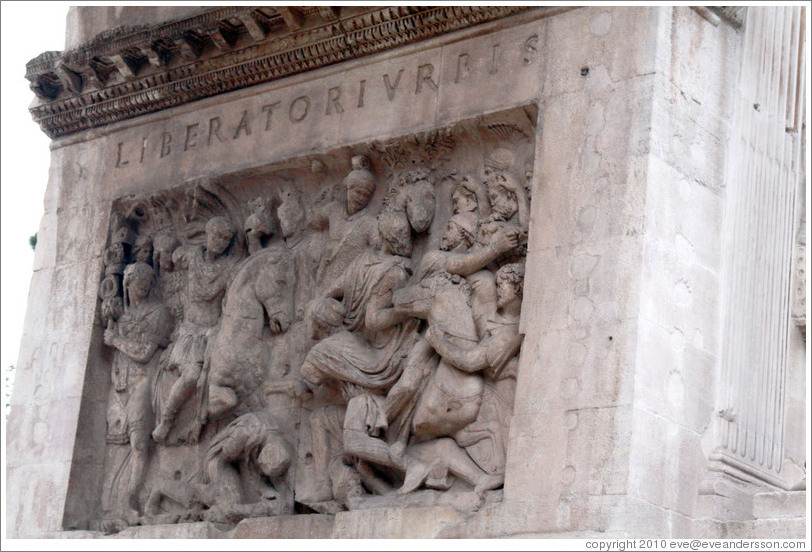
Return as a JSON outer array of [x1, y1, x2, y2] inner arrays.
[[440, 220, 465, 252], [154, 237, 178, 272], [346, 184, 373, 216], [155, 247, 172, 272], [126, 269, 153, 303], [134, 243, 153, 264], [380, 212, 413, 257], [452, 185, 477, 214], [278, 197, 305, 238], [206, 220, 234, 257], [384, 225, 412, 257], [487, 177, 518, 221], [496, 273, 520, 310]]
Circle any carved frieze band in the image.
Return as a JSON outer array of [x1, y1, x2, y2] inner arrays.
[[26, 6, 555, 138], [91, 108, 535, 531]]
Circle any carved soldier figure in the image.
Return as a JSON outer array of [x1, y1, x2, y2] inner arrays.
[[478, 148, 530, 261], [423, 262, 524, 475], [203, 411, 293, 510], [133, 234, 154, 265], [300, 208, 431, 495], [152, 215, 244, 443], [278, 185, 323, 319], [310, 154, 379, 287], [300, 209, 418, 398], [420, 211, 518, 281], [144, 410, 294, 524], [104, 262, 173, 524], [418, 178, 519, 338]]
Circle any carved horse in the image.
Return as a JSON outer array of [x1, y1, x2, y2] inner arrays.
[[206, 244, 296, 419]]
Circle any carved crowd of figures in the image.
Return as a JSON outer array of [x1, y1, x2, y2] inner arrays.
[[97, 119, 533, 529]]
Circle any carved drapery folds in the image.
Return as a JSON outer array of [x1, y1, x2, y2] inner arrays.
[[94, 108, 536, 530], [25, 5, 545, 138]]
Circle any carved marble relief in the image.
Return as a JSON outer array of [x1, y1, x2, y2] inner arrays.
[[95, 107, 537, 530]]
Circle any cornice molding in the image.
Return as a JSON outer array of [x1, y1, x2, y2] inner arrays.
[[26, 6, 555, 139], [709, 7, 745, 30]]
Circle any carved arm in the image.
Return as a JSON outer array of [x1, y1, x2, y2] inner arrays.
[[424, 325, 489, 373], [104, 328, 160, 364], [445, 229, 518, 276], [365, 268, 408, 332], [503, 173, 530, 229]]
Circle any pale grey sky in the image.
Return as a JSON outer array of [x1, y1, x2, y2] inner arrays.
[[1, 2, 71, 386]]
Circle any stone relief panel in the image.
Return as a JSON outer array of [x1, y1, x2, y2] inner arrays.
[[93, 106, 537, 531]]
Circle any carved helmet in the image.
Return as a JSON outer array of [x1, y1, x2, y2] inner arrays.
[[484, 147, 516, 174], [343, 154, 376, 194]]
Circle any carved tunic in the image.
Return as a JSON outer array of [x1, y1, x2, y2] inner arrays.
[[463, 311, 521, 475], [302, 249, 419, 393], [165, 244, 240, 367], [313, 202, 378, 286], [177, 244, 238, 327], [106, 301, 173, 444]]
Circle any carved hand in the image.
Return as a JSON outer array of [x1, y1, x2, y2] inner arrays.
[[288, 379, 311, 400], [490, 228, 519, 254], [103, 328, 118, 348], [269, 314, 289, 334], [497, 172, 521, 192], [388, 441, 407, 464], [263, 378, 310, 400], [425, 324, 446, 350]]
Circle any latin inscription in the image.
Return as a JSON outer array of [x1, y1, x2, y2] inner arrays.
[[114, 35, 540, 169]]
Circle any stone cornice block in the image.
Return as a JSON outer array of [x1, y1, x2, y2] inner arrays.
[[25, 5, 549, 139]]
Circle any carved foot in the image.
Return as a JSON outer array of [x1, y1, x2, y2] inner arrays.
[[474, 473, 504, 495], [301, 499, 346, 515], [296, 474, 333, 504], [99, 517, 129, 534], [201, 504, 231, 524], [145, 489, 164, 516], [397, 458, 431, 495], [208, 385, 238, 419], [124, 506, 141, 527], [141, 512, 181, 526], [152, 420, 171, 442]]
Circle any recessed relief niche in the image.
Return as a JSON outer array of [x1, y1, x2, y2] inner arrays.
[[92, 106, 537, 531]]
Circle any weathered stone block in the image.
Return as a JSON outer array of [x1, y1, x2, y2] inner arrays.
[[6, 5, 805, 542]]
